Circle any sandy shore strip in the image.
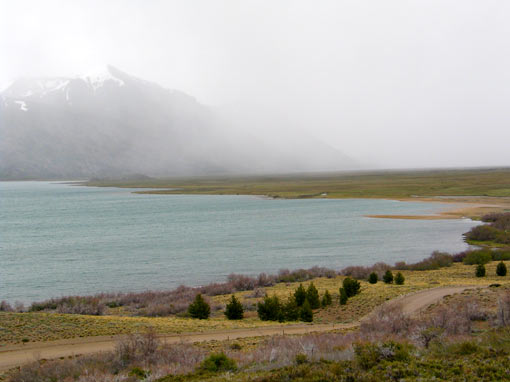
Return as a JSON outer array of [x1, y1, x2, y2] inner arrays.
[[365, 196, 510, 220]]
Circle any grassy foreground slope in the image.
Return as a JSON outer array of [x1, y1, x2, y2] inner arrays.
[[2, 261, 509, 345]]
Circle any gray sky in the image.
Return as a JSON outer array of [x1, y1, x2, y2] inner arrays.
[[1, 0, 509, 169]]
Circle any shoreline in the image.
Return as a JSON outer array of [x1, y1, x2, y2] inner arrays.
[[366, 196, 509, 220]]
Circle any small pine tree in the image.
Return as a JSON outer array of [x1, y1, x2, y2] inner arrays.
[[306, 283, 321, 309], [224, 295, 244, 320], [257, 295, 282, 321], [294, 284, 306, 306], [282, 296, 300, 321], [321, 290, 332, 307], [299, 299, 313, 322], [339, 287, 348, 305], [343, 277, 361, 297], [383, 270, 394, 284], [497, 261, 507, 277], [368, 272, 378, 284], [395, 272, 405, 285], [188, 294, 211, 319], [476, 264, 486, 277], [294, 284, 307, 307]]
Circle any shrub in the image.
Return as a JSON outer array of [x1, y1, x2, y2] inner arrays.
[[476, 264, 486, 277], [368, 272, 378, 284], [497, 292, 510, 326], [299, 299, 313, 322], [395, 251, 453, 271], [395, 272, 405, 285], [452, 250, 468, 263], [282, 297, 300, 321], [492, 249, 510, 261], [463, 250, 492, 265], [497, 261, 507, 277], [321, 290, 332, 307], [224, 295, 244, 320], [341, 262, 391, 279], [451, 341, 479, 355], [129, 367, 150, 379], [199, 352, 237, 373], [418, 327, 444, 348], [339, 288, 348, 305], [354, 341, 411, 370], [188, 294, 210, 319], [295, 353, 308, 364], [383, 270, 394, 284], [294, 284, 307, 307], [306, 283, 321, 309], [466, 225, 499, 242], [343, 277, 361, 297], [257, 295, 282, 321], [0, 301, 14, 312]]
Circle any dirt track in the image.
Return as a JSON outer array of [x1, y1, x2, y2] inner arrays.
[[0, 285, 475, 372]]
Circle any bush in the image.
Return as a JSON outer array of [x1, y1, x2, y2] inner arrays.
[[368, 272, 378, 284], [129, 367, 150, 379], [188, 294, 210, 319], [395, 251, 453, 271], [306, 283, 321, 309], [199, 352, 237, 373], [321, 290, 332, 307], [257, 295, 282, 321], [341, 262, 391, 280], [383, 270, 394, 284], [294, 284, 307, 307], [354, 341, 411, 370], [463, 250, 492, 265], [451, 341, 479, 355], [339, 288, 348, 305], [497, 261, 507, 276], [224, 295, 244, 320], [295, 353, 308, 365], [343, 277, 361, 297], [299, 299, 313, 322], [476, 264, 486, 277], [492, 249, 510, 261], [395, 272, 405, 285]]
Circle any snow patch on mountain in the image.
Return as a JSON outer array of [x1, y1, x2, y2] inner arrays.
[[14, 100, 28, 111]]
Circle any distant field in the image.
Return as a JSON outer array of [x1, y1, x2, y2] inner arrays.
[[85, 168, 510, 199], [85, 168, 510, 218]]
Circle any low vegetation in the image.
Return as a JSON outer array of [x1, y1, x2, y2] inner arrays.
[[20, 267, 337, 317], [3, 257, 510, 345], [9, 287, 510, 382], [85, 168, 510, 201], [465, 212, 510, 246]]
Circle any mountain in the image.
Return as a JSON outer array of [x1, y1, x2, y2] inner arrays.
[[0, 66, 357, 179]]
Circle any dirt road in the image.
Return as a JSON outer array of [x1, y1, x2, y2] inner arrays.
[[0, 285, 476, 372]]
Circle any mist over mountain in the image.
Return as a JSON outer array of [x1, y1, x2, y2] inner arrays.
[[0, 66, 357, 180]]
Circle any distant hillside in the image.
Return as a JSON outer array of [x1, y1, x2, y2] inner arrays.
[[0, 66, 357, 180]]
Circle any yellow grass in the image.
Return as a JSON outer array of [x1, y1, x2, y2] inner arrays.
[[2, 262, 508, 345]]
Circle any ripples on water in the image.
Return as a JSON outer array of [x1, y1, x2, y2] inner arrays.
[[0, 181, 479, 303]]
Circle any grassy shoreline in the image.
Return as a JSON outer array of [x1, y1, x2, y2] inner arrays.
[[83, 168, 510, 219]]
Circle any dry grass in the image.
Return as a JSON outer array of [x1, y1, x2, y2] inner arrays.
[[3, 262, 509, 346]]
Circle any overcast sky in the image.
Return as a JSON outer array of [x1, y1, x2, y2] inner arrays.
[[1, 0, 509, 169]]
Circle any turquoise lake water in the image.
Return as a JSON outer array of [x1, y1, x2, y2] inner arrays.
[[0, 181, 479, 303]]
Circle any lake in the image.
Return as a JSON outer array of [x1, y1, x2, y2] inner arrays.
[[0, 181, 479, 303]]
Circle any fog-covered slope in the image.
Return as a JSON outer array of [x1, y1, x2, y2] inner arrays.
[[0, 66, 357, 179]]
